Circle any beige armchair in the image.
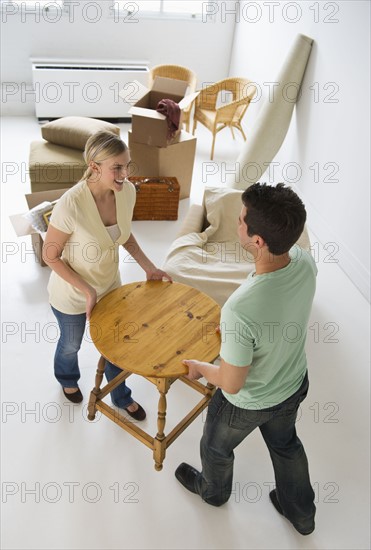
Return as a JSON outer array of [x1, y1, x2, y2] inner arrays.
[[192, 77, 256, 160], [162, 187, 311, 306], [148, 64, 197, 132]]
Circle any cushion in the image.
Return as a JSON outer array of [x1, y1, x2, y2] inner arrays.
[[203, 187, 243, 243], [41, 116, 120, 150], [203, 186, 310, 250]]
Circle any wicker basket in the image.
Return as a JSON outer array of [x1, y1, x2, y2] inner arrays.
[[128, 177, 180, 221]]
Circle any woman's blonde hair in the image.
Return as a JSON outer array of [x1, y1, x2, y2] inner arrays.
[[82, 130, 128, 181]]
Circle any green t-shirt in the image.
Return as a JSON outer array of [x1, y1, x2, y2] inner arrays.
[[220, 245, 317, 409]]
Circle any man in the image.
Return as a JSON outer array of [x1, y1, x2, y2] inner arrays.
[[175, 183, 317, 536]]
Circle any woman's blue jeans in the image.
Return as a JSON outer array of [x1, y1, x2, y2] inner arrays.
[[196, 373, 315, 532], [51, 306, 133, 408]]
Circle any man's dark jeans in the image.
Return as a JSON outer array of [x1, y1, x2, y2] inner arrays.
[[197, 373, 315, 532]]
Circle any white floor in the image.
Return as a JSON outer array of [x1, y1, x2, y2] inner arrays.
[[1, 117, 370, 550]]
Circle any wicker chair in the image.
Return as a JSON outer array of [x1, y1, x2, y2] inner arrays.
[[192, 77, 256, 160], [148, 64, 197, 132]]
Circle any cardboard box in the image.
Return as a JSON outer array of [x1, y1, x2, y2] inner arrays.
[[128, 130, 196, 200], [120, 77, 199, 147], [10, 188, 70, 267]]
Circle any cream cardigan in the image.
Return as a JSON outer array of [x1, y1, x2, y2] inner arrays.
[[47, 180, 136, 314]]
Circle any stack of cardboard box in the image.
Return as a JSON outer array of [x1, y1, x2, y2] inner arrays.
[[120, 77, 199, 200]]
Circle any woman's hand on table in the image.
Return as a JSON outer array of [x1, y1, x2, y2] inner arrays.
[[146, 267, 173, 282], [85, 287, 97, 320]]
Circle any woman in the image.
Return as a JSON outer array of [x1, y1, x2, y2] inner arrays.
[[42, 131, 172, 420]]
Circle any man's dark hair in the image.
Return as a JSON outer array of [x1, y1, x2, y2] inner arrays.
[[241, 182, 307, 255]]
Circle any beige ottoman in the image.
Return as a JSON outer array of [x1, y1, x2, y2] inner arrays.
[[29, 141, 86, 192], [29, 117, 121, 192]]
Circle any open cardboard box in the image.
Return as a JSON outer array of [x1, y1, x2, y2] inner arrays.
[[10, 188, 70, 267], [120, 76, 199, 148], [128, 130, 196, 200]]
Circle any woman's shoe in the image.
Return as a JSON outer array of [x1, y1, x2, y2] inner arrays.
[[124, 402, 146, 421], [62, 387, 83, 404]]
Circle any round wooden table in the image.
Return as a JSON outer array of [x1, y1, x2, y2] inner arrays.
[[87, 281, 221, 470]]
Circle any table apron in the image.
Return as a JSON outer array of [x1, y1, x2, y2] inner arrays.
[[96, 401, 154, 449]]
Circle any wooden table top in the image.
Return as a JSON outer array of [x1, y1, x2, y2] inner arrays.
[[90, 281, 221, 378]]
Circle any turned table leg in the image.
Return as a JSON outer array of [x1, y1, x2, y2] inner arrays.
[[88, 355, 107, 421], [153, 378, 171, 471]]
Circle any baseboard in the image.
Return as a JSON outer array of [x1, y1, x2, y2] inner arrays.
[[297, 189, 370, 303], [36, 117, 131, 124], [1, 99, 34, 116]]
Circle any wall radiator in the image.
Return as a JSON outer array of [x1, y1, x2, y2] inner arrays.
[[31, 59, 149, 120]]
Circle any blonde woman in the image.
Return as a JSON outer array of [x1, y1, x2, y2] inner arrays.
[[43, 131, 172, 419]]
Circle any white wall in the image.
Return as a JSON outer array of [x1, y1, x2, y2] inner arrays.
[[229, 0, 370, 301], [0, 0, 236, 114]]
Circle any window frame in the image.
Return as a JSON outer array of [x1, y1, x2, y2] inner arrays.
[[110, 0, 216, 22], [0, 0, 64, 8], [0, 0, 218, 21], [0, 0, 65, 14]]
